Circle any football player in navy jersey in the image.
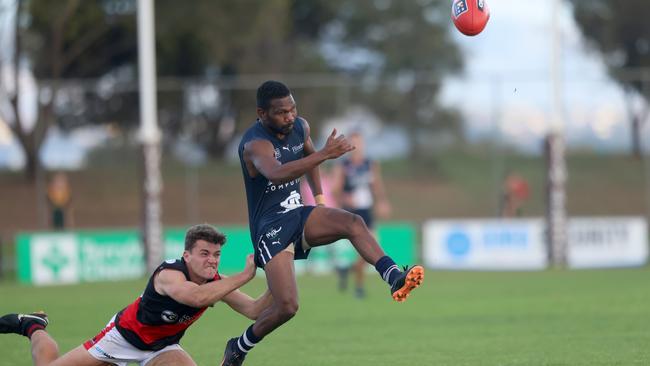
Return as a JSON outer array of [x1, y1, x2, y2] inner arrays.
[[0, 224, 271, 366], [331, 130, 392, 298], [220, 81, 424, 365]]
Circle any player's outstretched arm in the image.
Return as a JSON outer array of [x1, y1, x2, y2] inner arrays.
[[155, 255, 257, 308], [222, 289, 273, 320], [244, 127, 354, 185], [302, 119, 324, 200]]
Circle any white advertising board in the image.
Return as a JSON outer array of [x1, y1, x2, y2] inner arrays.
[[423, 219, 547, 270], [567, 217, 648, 269]]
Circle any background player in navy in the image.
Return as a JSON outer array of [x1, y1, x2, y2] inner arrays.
[[0, 224, 271, 366], [331, 130, 392, 298], [221, 81, 424, 365]]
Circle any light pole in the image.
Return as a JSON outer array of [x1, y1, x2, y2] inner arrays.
[[546, 0, 568, 268]]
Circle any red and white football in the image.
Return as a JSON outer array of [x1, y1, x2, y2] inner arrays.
[[451, 0, 490, 36]]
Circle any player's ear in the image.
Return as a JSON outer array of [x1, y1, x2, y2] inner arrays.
[[256, 107, 267, 120]]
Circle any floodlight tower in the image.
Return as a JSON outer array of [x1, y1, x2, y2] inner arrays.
[[546, 0, 568, 268], [137, 0, 163, 273]]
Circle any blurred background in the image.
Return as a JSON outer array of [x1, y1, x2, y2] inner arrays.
[[0, 0, 648, 282]]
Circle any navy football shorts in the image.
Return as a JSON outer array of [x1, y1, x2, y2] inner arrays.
[[253, 206, 316, 268]]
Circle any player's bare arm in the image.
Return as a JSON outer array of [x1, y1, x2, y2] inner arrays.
[[244, 128, 354, 185], [302, 119, 324, 198], [222, 289, 273, 320], [155, 255, 257, 308]]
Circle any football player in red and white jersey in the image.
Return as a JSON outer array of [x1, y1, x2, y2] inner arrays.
[[0, 224, 271, 366]]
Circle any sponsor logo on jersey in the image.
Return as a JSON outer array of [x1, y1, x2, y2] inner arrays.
[[161, 310, 178, 323], [178, 314, 197, 324], [292, 143, 304, 154], [453, 0, 468, 18], [265, 178, 300, 193]]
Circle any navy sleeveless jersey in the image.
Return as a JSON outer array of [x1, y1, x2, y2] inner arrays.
[[342, 158, 374, 209], [114, 258, 220, 351], [238, 118, 307, 240]]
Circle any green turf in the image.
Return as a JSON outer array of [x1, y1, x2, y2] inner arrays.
[[1, 268, 649, 365]]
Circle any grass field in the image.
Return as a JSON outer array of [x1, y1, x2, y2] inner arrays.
[[1, 268, 649, 366]]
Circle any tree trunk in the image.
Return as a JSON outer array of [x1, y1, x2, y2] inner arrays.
[[24, 147, 40, 181]]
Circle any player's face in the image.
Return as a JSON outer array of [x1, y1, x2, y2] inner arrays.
[[185, 240, 222, 281], [259, 95, 297, 136]]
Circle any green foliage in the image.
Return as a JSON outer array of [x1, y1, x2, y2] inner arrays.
[[19, 0, 463, 156], [567, 0, 649, 157], [569, 0, 650, 94], [1, 269, 649, 365], [26, 0, 137, 78]]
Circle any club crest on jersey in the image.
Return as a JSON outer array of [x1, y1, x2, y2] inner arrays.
[[278, 190, 303, 214], [452, 0, 468, 18], [161, 310, 178, 323], [274, 148, 281, 159], [477, 0, 485, 11]]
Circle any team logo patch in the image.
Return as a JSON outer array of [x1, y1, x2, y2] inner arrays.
[[161, 310, 178, 323], [265, 226, 282, 239], [274, 148, 281, 159], [477, 0, 485, 11], [278, 190, 303, 214], [452, 0, 468, 19]]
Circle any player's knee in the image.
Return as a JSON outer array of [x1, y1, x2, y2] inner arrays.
[[347, 213, 367, 236], [275, 299, 299, 321]]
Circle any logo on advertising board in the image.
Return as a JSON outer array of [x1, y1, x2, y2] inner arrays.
[[445, 229, 471, 260], [31, 234, 79, 285]]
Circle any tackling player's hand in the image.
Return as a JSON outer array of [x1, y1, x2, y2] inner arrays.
[[244, 254, 256, 279], [322, 129, 355, 159]]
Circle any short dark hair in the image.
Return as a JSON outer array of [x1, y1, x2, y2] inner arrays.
[[184, 224, 226, 251], [257, 80, 291, 110]]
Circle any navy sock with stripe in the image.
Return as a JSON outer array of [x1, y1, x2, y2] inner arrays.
[[374, 256, 400, 286], [236, 325, 262, 354]]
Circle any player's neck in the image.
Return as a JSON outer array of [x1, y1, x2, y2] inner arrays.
[[258, 119, 287, 140]]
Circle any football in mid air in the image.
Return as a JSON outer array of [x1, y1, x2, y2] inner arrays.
[[451, 0, 490, 36]]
